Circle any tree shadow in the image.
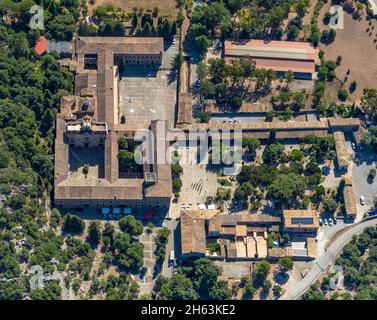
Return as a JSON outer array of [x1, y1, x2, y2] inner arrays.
[[273, 271, 289, 285]]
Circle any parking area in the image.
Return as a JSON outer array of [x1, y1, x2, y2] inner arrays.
[[353, 152, 377, 219]]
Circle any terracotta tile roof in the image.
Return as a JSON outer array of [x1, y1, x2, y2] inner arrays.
[[342, 176, 357, 217], [328, 118, 361, 129], [334, 131, 350, 167], [75, 36, 163, 55], [177, 93, 192, 125], [144, 120, 172, 198], [224, 39, 319, 74], [283, 210, 319, 229], [180, 212, 206, 256], [208, 213, 281, 234], [55, 36, 172, 204]]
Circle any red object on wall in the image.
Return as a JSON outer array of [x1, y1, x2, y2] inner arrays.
[[144, 210, 155, 220]]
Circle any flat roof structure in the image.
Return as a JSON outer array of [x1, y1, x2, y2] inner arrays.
[[224, 39, 320, 76]]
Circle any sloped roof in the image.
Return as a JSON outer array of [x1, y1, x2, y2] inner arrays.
[[334, 131, 350, 167], [224, 39, 319, 62], [224, 39, 319, 74], [177, 93, 192, 125], [343, 176, 357, 217], [208, 213, 281, 234], [180, 212, 206, 256], [75, 36, 163, 55], [283, 210, 319, 229]]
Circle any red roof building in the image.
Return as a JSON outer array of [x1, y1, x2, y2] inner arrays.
[[224, 39, 320, 79], [34, 36, 48, 55]]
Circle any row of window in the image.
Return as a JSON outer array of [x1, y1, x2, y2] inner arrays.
[[57, 199, 169, 208]]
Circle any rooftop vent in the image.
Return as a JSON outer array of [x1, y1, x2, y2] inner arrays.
[[145, 172, 156, 183]]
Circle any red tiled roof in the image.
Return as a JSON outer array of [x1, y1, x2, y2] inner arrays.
[[224, 39, 319, 74], [34, 36, 48, 55]]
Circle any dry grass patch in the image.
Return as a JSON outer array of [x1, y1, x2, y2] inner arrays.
[[318, 2, 377, 102], [89, 0, 178, 19]]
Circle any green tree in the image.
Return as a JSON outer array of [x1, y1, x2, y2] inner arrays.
[[361, 88, 377, 120], [290, 149, 304, 162], [194, 35, 211, 55], [243, 282, 256, 299], [361, 126, 377, 153], [88, 221, 101, 245], [63, 214, 85, 235], [324, 198, 338, 213], [118, 216, 143, 236], [242, 138, 260, 153], [268, 173, 306, 204], [141, 22, 153, 36], [196, 61, 208, 80], [197, 110, 210, 123], [278, 256, 293, 272], [208, 281, 232, 300], [284, 70, 294, 89], [262, 143, 284, 163], [252, 260, 271, 288], [162, 273, 199, 300], [301, 283, 325, 300], [234, 182, 254, 200]]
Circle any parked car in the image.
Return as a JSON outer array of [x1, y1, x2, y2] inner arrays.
[[360, 196, 365, 205], [328, 218, 334, 226], [323, 218, 328, 225], [351, 143, 356, 150], [319, 218, 323, 226], [334, 217, 337, 224], [168, 251, 175, 267]]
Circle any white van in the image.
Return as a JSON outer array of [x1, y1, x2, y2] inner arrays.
[[169, 251, 175, 267], [169, 250, 175, 261]]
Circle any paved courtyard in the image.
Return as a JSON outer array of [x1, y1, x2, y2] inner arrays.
[[135, 230, 157, 295], [68, 146, 105, 179], [118, 69, 176, 123], [168, 146, 224, 218], [118, 41, 179, 124]]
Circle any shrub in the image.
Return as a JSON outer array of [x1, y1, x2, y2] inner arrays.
[[63, 214, 85, 235], [338, 89, 348, 101]]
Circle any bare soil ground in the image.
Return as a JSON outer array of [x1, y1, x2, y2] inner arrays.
[[89, 0, 178, 19], [318, 3, 377, 102]]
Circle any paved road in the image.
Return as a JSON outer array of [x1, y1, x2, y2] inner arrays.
[[161, 219, 179, 278], [280, 216, 377, 300]]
